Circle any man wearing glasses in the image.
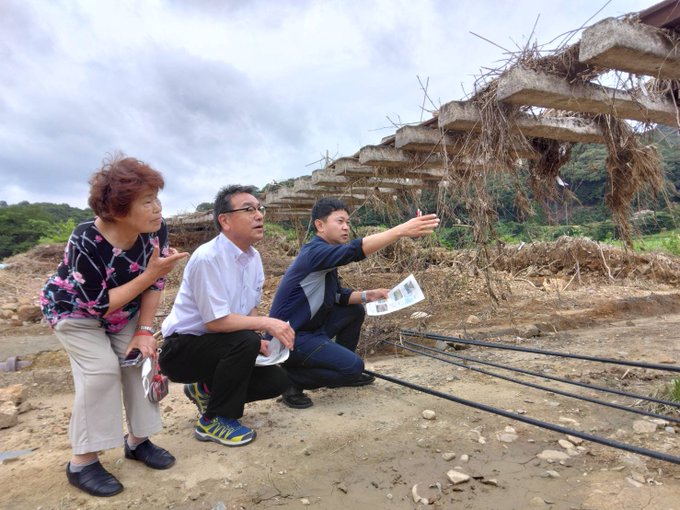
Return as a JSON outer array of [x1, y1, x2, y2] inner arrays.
[[159, 185, 295, 446]]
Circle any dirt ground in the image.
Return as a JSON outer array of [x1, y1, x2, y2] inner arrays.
[[1, 236, 680, 509]]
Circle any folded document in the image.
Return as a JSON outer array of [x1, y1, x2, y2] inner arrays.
[[366, 274, 425, 316], [256, 337, 290, 366]]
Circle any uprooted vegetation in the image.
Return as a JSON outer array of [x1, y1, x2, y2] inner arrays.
[[277, 30, 667, 319], [334, 233, 680, 354], [358, 235, 680, 284], [5, 217, 680, 362]]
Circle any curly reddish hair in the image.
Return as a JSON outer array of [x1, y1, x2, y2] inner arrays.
[[88, 154, 165, 221]]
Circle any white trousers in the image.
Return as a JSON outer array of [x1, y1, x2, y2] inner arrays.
[[54, 318, 162, 455]]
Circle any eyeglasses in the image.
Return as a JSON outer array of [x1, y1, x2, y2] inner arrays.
[[223, 205, 266, 216]]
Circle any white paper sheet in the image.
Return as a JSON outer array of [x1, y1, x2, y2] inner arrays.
[[366, 274, 425, 316], [255, 337, 290, 366]]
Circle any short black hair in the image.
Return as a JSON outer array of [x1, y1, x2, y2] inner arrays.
[[311, 197, 349, 231], [213, 185, 258, 231]]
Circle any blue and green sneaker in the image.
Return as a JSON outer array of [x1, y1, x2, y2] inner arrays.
[[184, 383, 210, 415], [194, 416, 256, 446]]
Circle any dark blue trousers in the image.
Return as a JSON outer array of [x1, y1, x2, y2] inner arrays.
[[284, 304, 366, 390]]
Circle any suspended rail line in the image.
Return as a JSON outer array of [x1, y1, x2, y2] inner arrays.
[[384, 339, 680, 424], [364, 329, 680, 464], [365, 369, 680, 465], [400, 329, 680, 373]]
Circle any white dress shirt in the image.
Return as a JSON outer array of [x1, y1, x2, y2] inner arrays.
[[161, 233, 264, 337]]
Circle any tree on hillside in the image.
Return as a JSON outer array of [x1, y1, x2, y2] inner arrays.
[[0, 202, 91, 259]]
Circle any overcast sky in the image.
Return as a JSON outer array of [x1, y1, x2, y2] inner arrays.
[[0, 0, 655, 216]]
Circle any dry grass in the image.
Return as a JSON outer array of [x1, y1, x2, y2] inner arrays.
[[596, 115, 666, 247]]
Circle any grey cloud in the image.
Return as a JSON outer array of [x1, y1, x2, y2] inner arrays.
[[1, 34, 307, 208], [0, 1, 55, 63]]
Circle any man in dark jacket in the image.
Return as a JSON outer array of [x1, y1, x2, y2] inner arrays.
[[269, 197, 439, 408]]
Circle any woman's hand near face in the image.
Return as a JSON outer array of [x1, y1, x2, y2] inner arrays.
[[104, 245, 188, 316], [146, 244, 189, 279]]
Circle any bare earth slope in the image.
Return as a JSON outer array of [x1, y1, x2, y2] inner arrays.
[[1, 236, 679, 509]]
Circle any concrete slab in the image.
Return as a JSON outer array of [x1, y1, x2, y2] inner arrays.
[[496, 66, 678, 126], [292, 176, 314, 192], [439, 101, 485, 131], [267, 209, 313, 218], [268, 196, 317, 205], [359, 177, 424, 189], [394, 125, 465, 153], [334, 166, 447, 180], [358, 145, 443, 168], [311, 170, 352, 186], [264, 188, 317, 205], [325, 157, 361, 173], [165, 211, 213, 228], [439, 100, 603, 143], [330, 166, 378, 177], [580, 17, 680, 79], [514, 115, 603, 143]]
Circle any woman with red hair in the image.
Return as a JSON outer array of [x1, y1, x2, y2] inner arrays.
[[41, 154, 188, 497]]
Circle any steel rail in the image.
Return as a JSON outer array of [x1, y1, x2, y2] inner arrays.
[[364, 369, 680, 465], [400, 329, 680, 373], [384, 340, 680, 423], [394, 338, 680, 409]]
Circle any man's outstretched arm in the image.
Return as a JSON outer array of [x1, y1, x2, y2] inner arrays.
[[361, 213, 439, 257]]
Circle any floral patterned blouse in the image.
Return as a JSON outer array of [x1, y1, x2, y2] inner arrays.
[[40, 219, 169, 333]]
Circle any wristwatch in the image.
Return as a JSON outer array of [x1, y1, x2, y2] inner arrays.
[[361, 291, 367, 303], [136, 325, 155, 334]]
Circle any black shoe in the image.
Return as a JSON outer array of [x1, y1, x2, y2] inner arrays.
[[280, 385, 313, 409], [124, 436, 176, 469], [66, 461, 123, 497], [327, 373, 376, 388]]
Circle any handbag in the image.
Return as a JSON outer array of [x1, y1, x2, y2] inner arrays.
[[142, 355, 169, 402]]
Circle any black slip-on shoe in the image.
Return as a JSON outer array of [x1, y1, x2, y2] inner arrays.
[[124, 436, 176, 469], [280, 385, 313, 409], [327, 373, 376, 388], [66, 461, 123, 497]]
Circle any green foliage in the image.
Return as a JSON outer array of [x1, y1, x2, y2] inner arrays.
[[661, 235, 680, 256], [436, 227, 474, 249], [0, 204, 50, 259], [568, 204, 609, 224], [673, 379, 680, 402], [195, 202, 213, 212], [0, 202, 91, 259], [495, 219, 618, 244], [264, 221, 299, 243], [665, 378, 680, 403], [626, 231, 680, 256], [39, 218, 78, 243], [633, 210, 678, 235], [260, 178, 295, 193]]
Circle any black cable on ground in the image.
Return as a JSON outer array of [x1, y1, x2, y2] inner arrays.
[[384, 340, 680, 424], [396, 338, 680, 409], [401, 329, 680, 373], [364, 369, 680, 465]]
